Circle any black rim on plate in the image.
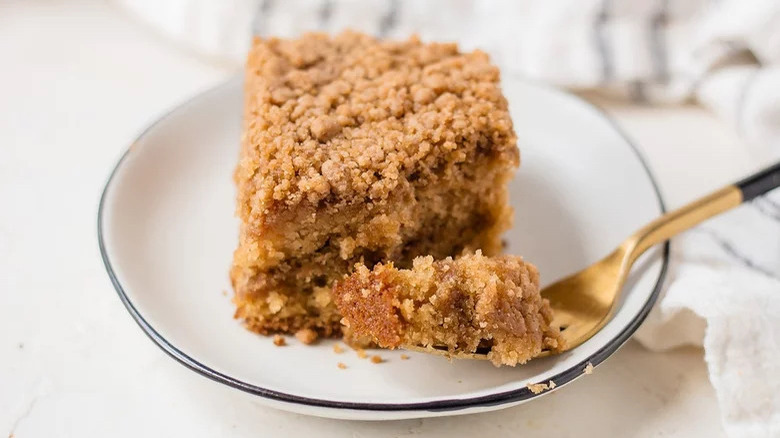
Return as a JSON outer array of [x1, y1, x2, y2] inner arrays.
[[97, 77, 669, 413]]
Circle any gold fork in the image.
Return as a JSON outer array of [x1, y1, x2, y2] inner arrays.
[[412, 161, 780, 360]]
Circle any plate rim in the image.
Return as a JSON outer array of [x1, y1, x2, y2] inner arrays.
[[97, 76, 669, 414]]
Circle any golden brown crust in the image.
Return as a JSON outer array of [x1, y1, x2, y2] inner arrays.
[[231, 31, 519, 338], [332, 252, 563, 366]]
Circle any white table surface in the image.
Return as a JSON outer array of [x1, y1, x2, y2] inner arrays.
[[1, 1, 761, 437]]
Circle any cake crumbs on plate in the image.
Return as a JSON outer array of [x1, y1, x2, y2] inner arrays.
[[337, 362, 347, 370], [355, 348, 368, 359], [272, 335, 286, 346], [584, 362, 594, 375], [332, 343, 344, 354], [370, 355, 383, 364], [295, 328, 318, 345], [526, 382, 554, 395], [400, 354, 409, 360]]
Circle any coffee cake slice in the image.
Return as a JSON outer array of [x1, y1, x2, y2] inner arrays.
[[332, 252, 563, 366], [231, 31, 518, 338]]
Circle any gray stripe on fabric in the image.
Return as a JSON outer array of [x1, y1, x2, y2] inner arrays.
[[379, 0, 400, 37], [650, 0, 669, 82], [629, 81, 648, 103], [594, 0, 613, 84], [252, 0, 275, 36], [753, 199, 780, 222], [260, 0, 273, 14], [697, 228, 779, 280], [761, 195, 780, 211], [318, 0, 333, 27]]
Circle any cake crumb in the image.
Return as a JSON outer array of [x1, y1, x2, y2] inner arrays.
[[584, 362, 594, 375], [400, 354, 410, 360], [333, 252, 562, 366], [272, 335, 286, 346], [356, 348, 368, 359], [527, 382, 552, 395], [370, 355, 383, 364], [548, 380, 556, 389], [333, 343, 344, 354], [337, 362, 347, 370], [295, 328, 318, 345], [222, 290, 228, 297]]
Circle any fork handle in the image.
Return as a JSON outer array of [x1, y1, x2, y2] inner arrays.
[[737, 161, 780, 201], [628, 161, 780, 262]]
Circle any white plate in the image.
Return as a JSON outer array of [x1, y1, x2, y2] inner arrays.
[[98, 76, 667, 420]]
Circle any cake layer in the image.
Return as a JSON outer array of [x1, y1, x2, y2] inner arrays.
[[231, 161, 513, 336]]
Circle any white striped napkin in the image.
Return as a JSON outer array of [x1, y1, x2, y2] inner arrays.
[[115, 1, 780, 435]]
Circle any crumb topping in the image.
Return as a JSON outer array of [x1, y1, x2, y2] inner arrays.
[[238, 31, 517, 222]]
